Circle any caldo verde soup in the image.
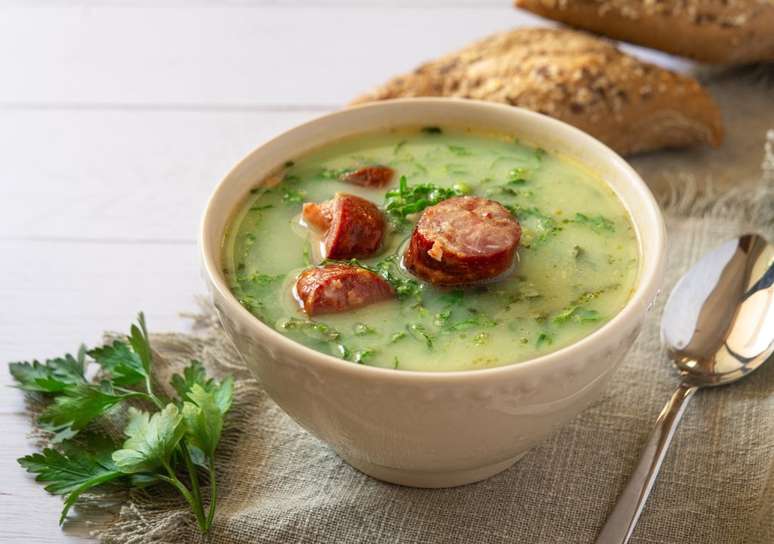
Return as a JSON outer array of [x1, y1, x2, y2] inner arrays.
[[223, 127, 639, 371]]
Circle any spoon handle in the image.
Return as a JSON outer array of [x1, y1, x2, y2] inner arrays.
[[595, 382, 698, 544]]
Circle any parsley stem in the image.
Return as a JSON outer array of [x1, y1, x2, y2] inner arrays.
[[160, 460, 207, 533], [144, 376, 165, 410], [179, 441, 208, 532], [206, 459, 218, 527]]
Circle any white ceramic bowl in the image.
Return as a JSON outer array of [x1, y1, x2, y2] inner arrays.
[[201, 98, 666, 488]]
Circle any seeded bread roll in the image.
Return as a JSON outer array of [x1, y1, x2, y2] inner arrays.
[[351, 28, 723, 156], [515, 0, 774, 64]]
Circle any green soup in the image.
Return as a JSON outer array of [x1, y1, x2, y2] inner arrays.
[[223, 127, 640, 371]]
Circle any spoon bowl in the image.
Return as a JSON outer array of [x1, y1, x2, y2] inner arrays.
[[597, 233, 774, 544], [662, 234, 774, 387]]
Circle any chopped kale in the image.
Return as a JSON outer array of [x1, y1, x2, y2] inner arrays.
[[444, 313, 497, 332], [368, 255, 423, 301], [406, 323, 433, 349], [384, 176, 468, 227], [318, 167, 354, 180], [506, 205, 562, 248], [279, 318, 341, 344], [472, 332, 489, 346], [573, 213, 615, 233], [552, 305, 602, 324], [536, 332, 553, 348], [439, 289, 465, 306], [447, 145, 472, 156], [353, 349, 376, 365], [508, 167, 529, 183], [281, 188, 306, 205], [389, 331, 407, 343], [353, 323, 377, 336]]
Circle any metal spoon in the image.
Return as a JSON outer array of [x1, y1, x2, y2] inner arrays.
[[596, 233, 774, 544]]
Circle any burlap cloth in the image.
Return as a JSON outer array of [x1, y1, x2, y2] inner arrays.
[[85, 70, 773, 544]]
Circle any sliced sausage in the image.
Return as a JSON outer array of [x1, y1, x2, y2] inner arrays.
[[295, 264, 394, 316], [341, 166, 395, 188], [403, 196, 521, 286], [302, 193, 385, 259], [301, 200, 333, 231]]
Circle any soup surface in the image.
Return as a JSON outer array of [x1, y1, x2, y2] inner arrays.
[[223, 127, 639, 371]]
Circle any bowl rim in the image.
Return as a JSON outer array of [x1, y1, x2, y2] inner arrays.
[[200, 97, 666, 384]]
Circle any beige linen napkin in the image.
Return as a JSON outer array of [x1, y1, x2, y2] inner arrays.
[[82, 128, 774, 544]]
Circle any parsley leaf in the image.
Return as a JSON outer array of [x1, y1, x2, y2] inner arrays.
[[10, 313, 232, 534], [38, 383, 132, 440], [128, 313, 153, 379], [18, 440, 124, 523], [170, 360, 213, 403], [9, 349, 87, 393], [112, 405, 186, 474], [88, 340, 147, 387], [182, 380, 233, 459]]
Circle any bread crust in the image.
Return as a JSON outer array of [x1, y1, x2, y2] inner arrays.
[[515, 0, 774, 64], [351, 28, 723, 156]]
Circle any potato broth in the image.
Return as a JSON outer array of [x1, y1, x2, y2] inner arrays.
[[223, 127, 639, 371]]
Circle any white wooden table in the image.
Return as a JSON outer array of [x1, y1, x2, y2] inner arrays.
[[0, 2, 751, 542]]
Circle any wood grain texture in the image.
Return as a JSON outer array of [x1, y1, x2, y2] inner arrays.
[[0, 109, 325, 240], [0, 6, 544, 106]]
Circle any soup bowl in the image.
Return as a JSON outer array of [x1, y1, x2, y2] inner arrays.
[[200, 98, 666, 488]]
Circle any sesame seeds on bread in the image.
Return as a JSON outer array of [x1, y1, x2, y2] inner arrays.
[[515, 0, 774, 64], [351, 28, 724, 156]]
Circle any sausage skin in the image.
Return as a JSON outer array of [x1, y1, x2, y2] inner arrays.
[[302, 193, 385, 259], [341, 166, 395, 188], [403, 196, 521, 286], [295, 264, 394, 316]]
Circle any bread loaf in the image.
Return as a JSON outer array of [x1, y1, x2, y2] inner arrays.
[[351, 28, 724, 156], [515, 0, 774, 64]]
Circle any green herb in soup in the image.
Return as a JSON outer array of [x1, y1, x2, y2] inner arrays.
[[223, 127, 640, 371]]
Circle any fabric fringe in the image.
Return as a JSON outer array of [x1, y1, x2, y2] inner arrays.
[[699, 62, 774, 89], [658, 129, 774, 231]]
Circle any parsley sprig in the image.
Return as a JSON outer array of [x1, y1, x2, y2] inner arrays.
[[10, 313, 233, 534], [383, 176, 469, 228]]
